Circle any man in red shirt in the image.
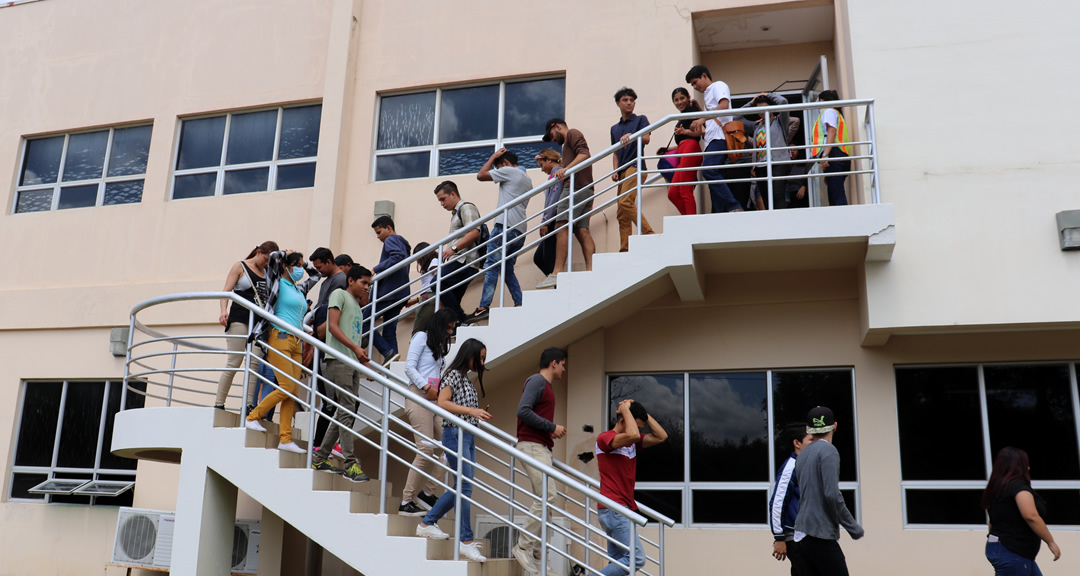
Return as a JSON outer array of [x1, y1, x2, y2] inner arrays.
[[595, 399, 668, 576]]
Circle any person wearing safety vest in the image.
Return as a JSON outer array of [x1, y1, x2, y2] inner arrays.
[[811, 90, 851, 206]]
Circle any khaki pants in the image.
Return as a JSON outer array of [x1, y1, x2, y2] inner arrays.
[[402, 390, 443, 503], [315, 359, 362, 468], [247, 328, 301, 444], [517, 441, 557, 554], [617, 166, 654, 252], [214, 322, 264, 406]]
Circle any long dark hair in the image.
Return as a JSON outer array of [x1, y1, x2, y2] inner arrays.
[[445, 338, 486, 397], [414, 242, 436, 274], [246, 241, 279, 259], [671, 87, 702, 112], [982, 447, 1032, 510], [425, 308, 456, 360]]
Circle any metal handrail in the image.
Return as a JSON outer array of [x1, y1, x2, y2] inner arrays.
[[123, 292, 652, 574]]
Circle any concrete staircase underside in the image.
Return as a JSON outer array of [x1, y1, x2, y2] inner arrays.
[[113, 407, 520, 576]]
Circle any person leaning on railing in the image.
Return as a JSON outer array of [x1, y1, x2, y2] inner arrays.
[[398, 307, 457, 517], [415, 338, 491, 563], [215, 240, 278, 411], [244, 250, 321, 454], [657, 88, 704, 215]]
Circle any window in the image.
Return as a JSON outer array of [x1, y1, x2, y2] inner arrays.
[[171, 104, 321, 199], [373, 77, 564, 181], [13, 125, 153, 213], [896, 363, 1080, 527], [607, 369, 858, 526], [8, 380, 145, 505]]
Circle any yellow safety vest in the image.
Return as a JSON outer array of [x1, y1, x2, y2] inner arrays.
[[811, 109, 851, 157]]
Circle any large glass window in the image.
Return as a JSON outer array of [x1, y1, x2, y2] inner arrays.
[[374, 77, 564, 181], [8, 380, 145, 506], [171, 104, 321, 199], [13, 125, 152, 213], [896, 363, 1080, 527], [608, 369, 857, 526]]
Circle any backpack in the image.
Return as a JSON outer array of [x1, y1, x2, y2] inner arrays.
[[715, 118, 748, 162], [458, 202, 490, 245]]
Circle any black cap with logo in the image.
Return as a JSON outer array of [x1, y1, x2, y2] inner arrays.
[[806, 406, 836, 434], [542, 118, 565, 142]]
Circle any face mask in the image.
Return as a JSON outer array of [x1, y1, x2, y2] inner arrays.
[[289, 267, 304, 282]]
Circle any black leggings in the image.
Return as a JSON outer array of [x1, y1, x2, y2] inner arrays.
[[795, 536, 849, 576]]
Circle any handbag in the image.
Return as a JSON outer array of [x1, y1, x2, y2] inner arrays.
[[715, 117, 748, 162]]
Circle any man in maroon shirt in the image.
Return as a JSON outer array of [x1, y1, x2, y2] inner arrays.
[[595, 399, 667, 576], [512, 348, 569, 575]]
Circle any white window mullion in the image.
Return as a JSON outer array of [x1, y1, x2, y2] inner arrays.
[[977, 364, 993, 479], [430, 89, 443, 177], [97, 128, 115, 206], [497, 81, 506, 147], [91, 381, 111, 472], [766, 370, 775, 491], [270, 108, 284, 191], [51, 135, 71, 211], [216, 114, 232, 197], [683, 371, 692, 523]]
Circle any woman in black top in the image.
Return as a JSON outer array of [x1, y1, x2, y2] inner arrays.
[[983, 447, 1062, 575], [658, 87, 704, 215], [214, 240, 278, 410]]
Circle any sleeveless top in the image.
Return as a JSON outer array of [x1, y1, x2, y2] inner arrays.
[[226, 261, 268, 327]]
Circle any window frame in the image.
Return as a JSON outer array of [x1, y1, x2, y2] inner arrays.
[[371, 74, 565, 182], [7, 380, 137, 506], [12, 123, 153, 214], [168, 102, 321, 200], [895, 361, 1080, 530], [606, 368, 860, 528]]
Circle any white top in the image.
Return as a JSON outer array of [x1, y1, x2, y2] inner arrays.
[[404, 331, 445, 391], [703, 80, 733, 147], [419, 259, 437, 293], [820, 108, 840, 130]]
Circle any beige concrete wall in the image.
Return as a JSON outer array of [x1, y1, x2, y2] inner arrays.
[[699, 41, 838, 96]]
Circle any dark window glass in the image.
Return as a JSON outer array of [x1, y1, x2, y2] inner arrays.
[[689, 373, 768, 482], [124, 380, 148, 411], [505, 141, 560, 166], [56, 382, 106, 469], [1040, 489, 1080, 526], [173, 173, 218, 199], [61, 131, 108, 182], [895, 366, 984, 480], [985, 364, 1080, 480], [20, 135, 65, 185], [772, 370, 857, 482], [177, 116, 226, 170], [50, 472, 93, 505], [504, 78, 566, 139], [375, 152, 430, 181], [277, 163, 317, 190], [15, 189, 53, 213], [279, 105, 321, 159], [100, 382, 139, 471], [104, 180, 144, 205], [223, 168, 270, 195], [377, 92, 435, 149], [14, 382, 63, 467], [841, 489, 858, 520], [905, 489, 985, 525], [57, 184, 99, 210], [439, 85, 499, 144], [439, 146, 494, 176], [609, 374, 684, 482], [225, 110, 277, 165], [692, 490, 767, 524], [634, 490, 682, 525], [107, 125, 153, 177], [10, 473, 48, 500]]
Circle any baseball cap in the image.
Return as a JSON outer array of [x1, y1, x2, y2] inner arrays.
[[542, 118, 565, 142], [806, 406, 836, 434]]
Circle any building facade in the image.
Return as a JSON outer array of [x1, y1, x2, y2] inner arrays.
[[1, 0, 1079, 575]]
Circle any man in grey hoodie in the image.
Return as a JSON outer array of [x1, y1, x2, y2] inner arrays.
[[794, 406, 863, 576]]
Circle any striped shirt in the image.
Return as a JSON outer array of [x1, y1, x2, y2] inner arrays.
[[441, 369, 480, 428]]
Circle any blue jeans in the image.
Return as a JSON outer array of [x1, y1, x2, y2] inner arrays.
[[372, 302, 403, 358], [423, 427, 475, 541], [986, 541, 1042, 576], [701, 140, 740, 213], [597, 508, 645, 576], [823, 149, 850, 206], [479, 224, 524, 308]]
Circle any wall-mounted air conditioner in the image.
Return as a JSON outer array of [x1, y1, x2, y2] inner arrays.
[[111, 507, 260, 573], [475, 515, 572, 576]]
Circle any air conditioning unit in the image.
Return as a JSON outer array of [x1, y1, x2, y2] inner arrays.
[[112, 507, 176, 569], [475, 515, 572, 576], [111, 507, 260, 573]]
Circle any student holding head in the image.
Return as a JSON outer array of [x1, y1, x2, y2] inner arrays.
[[215, 240, 278, 410], [811, 90, 851, 206], [610, 87, 654, 252], [371, 215, 412, 364]]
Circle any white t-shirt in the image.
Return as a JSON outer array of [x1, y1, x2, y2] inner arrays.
[[820, 108, 840, 130], [703, 80, 733, 147]]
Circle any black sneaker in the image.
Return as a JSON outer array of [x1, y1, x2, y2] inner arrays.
[[213, 404, 226, 411], [461, 308, 489, 324], [398, 501, 426, 516], [343, 464, 370, 483], [417, 491, 438, 510], [312, 460, 344, 474]]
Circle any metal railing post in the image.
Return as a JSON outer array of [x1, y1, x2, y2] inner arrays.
[[434, 247, 444, 311], [636, 138, 643, 234], [585, 495, 591, 570], [166, 342, 178, 407], [306, 348, 319, 470], [566, 172, 575, 273], [120, 315, 135, 411], [508, 454, 517, 541], [379, 383, 391, 514], [540, 472, 549, 575], [454, 427, 465, 559], [499, 215, 507, 308], [240, 309, 254, 418], [630, 522, 638, 576], [658, 523, 665, 576], [868, 103, 881, 204], [765, 110, 774, 210], [367, 280, 378, 359]]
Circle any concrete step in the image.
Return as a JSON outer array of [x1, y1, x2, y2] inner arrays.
[[386, 514, 453, 537], [312, 470, 392, 495], [349, 491, 402, 514], [426, 538, 491, 560], [469, 558, 525, 576]]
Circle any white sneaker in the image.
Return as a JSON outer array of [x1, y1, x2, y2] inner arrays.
[[416, 523, 449, 539], [278, 442, 305, 454], [535, 274, 558, 289], [459, 541, 486, 562], [512, 544, 539, 573], [244, 419, 267, 432]]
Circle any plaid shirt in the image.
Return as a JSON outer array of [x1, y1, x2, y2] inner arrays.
[[250, 250, 321, 343], [441, 369, 480, 428]]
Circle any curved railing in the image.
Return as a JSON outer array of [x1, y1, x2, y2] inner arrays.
[[122, 292, 674, 575]]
